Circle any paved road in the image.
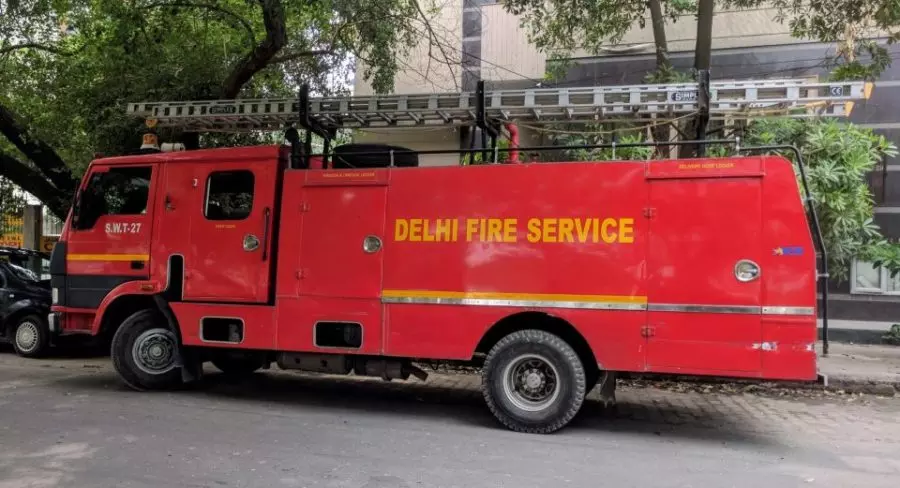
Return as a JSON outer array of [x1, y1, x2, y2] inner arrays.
[[1, 348, 899, 488]]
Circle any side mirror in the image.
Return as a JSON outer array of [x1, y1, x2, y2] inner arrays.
[[71, 188, 83, 228]]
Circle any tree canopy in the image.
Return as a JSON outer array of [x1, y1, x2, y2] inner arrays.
[[503, 0, 900, 82], [0, 0, 454, 218]]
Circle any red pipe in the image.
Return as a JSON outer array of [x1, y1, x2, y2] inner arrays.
[[505, 123, 519, 163]]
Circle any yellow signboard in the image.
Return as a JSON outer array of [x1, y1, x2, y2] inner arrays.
[[0, 234, 23, 248], [40, 235, 59, 253]]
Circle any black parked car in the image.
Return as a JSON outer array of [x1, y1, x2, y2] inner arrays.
[[0, 247, 52, 357]]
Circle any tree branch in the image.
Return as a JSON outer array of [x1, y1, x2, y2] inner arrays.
[[0, 101, 77, 194], [140, 1, 257, 47], [220, 0, 287, 98], [0, 42, 83, 57], [0, 152, 70, 219], [269, 49, 334, 65], [412, 0, 459, 90]]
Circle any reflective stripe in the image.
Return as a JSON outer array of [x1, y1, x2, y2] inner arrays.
[[381, 290, 814, 315], [67, 254, 149, 262]]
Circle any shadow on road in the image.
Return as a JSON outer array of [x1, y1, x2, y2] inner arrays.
[[54, 367, 777, 447], [0, 339, 107, 359]]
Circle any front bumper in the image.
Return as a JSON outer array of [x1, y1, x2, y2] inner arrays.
[[47, 312, 61, 337]]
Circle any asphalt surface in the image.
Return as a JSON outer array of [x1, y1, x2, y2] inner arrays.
[[1, 347, 899, 488]]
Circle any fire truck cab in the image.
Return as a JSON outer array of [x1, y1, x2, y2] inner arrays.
[[48, 143, 818, 433]]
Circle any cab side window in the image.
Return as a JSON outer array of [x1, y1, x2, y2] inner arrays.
[[204, 170, 255, 220], [75, 166, 152, 230]]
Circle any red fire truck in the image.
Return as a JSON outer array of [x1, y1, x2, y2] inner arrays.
[[46, 79, 863, 433]]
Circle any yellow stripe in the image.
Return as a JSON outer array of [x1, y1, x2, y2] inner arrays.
[[381, 289, 647, 304], [67, 254, 149, 262]]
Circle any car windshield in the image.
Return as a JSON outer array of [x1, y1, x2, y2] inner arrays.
[[7, 263, 39, 283]]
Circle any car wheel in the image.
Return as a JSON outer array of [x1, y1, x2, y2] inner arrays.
[[12, 314, 50, 358]]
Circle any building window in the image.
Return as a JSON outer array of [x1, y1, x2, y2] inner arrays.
[[851, 259, 900, 294], [204, 170, 255, 220]]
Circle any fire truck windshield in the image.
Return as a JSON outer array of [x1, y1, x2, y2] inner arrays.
[[75, 167, 152, 230]]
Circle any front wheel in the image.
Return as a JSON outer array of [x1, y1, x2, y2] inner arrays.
[[12, 314, 50, 358], [111, 309, 182, 391], [482, 329, 587, 434]]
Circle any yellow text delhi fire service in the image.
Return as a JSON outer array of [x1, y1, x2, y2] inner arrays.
[[393, 217, 635, 244]]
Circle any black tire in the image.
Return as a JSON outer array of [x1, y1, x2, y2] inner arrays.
[[211, 354, 265, 377], [481, 329, 587, 434], [110, 309, 182, 391], [11, 314, 50, 358]]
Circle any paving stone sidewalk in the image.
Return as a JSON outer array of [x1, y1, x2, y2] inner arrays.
[[817, 342, 900, 391]]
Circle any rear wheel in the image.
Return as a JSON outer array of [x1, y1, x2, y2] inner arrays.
[[111, 309, 182, 391], [12, 314, 49, 358], [482, 329, 587, 434]]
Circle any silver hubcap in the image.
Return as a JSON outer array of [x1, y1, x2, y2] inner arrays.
[[15, 322, 40, 353], [502, 354, 561, 412], [132, 329, 177, 375]]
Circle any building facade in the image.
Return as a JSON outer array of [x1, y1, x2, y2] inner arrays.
[[351, 0, 900, 322]]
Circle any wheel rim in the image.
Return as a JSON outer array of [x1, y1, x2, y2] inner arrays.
[[15, 321, 40, 353], [131, 328, 178, 375], [502, 353, 561, 412]]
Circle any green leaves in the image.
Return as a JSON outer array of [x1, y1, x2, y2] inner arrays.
[[742, 118, 900, 282]]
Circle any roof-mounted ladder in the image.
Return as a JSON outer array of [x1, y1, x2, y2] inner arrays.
[[126, 77, 873, 133]]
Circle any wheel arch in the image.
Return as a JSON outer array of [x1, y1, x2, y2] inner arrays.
[[474, 311, 599, 372], [3, 303, 46, 338], [95, 293, 181, 344]]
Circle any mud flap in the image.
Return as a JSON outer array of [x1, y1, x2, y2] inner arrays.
[[598, 371, 617, 410], [152, 295, 202, 383]]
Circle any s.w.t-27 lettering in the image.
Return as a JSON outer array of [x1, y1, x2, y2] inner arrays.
[[105, 222, 142, 234]]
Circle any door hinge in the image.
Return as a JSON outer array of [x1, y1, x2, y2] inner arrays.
[[300, 202, 311, 212], [643, 207, 656, 218], [640, 325, 656, 338]]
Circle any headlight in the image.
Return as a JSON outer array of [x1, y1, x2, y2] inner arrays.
[[52, 287, 59, 304]]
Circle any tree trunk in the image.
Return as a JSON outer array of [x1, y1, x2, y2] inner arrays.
[[220, 0, 287, 98], [0, 152, 70, 219], [0, 102, 76, 193], [694, 0, 714, 71], [647, 0, 672, 157], [648, 0, 671, 71]]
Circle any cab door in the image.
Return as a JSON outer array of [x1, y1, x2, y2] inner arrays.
[[63, 165, 157, 309], [645, 169, 764, 375], [182, 161, 280, 303]]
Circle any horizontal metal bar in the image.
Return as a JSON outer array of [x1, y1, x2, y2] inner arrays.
[[647, 304, 761, 314], [382, 295, 814, 316], [761, 306, 816, 316]]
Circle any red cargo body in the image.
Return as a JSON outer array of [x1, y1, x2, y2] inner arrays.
[[48, 145, 818, 432]]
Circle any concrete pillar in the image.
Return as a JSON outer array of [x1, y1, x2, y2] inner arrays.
[[22, 204, 42, 274]]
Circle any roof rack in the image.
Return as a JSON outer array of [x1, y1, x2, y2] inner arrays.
[[126, 77, 873, 133]]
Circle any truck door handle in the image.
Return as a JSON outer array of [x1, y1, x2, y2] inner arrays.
[[131, 260, 145, 270], [261, 207, 271, 261]]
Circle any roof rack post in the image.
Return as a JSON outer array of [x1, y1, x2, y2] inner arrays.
[[696, 69, 711, 157], [298, 83, 337, 168], [475, 80, 500, 163]]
